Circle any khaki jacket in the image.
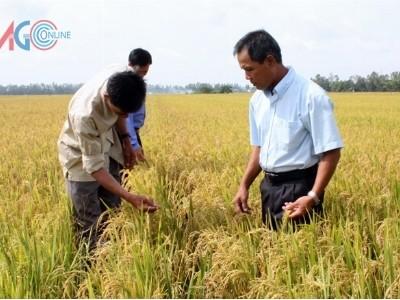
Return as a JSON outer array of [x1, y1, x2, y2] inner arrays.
[[58, 65, 128, 181]]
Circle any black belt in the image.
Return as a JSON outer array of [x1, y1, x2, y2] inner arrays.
[[264, 164, 318, 184]]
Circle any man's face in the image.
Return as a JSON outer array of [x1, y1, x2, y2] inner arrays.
[[133, 64, 151, 78], [237, 49, 275, 90], [104, 95, 128, 118]]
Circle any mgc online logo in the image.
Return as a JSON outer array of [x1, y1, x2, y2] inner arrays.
[[0, 20, 71, 51]]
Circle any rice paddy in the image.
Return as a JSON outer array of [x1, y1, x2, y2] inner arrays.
[[0, 92, 399, 298]]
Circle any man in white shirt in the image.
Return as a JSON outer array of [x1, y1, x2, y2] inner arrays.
[[233, 30, 343, 229]]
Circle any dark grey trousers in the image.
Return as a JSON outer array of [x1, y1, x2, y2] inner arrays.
[[260, 165, 324, 230], [66, 158, 121, 250]]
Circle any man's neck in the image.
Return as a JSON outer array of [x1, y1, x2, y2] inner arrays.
[[269, 65, 289, 92]]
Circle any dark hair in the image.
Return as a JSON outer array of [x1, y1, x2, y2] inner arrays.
[[106, 71, 146, 113], [233, 29, 282, 63], [128, 48, 152, 66]]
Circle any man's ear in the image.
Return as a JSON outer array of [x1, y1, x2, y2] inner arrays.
[[264, 54, 276, 66]]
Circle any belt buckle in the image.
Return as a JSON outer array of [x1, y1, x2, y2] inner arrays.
[[267, 172, 279, 177]]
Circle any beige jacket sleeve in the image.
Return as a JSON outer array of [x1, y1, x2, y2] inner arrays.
[[72, 115, 105, 174]]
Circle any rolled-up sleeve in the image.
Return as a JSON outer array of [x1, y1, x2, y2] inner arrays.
[[73, 116, 105, 174], [127, 113, 140, 149], [306, 94, 344, 155]]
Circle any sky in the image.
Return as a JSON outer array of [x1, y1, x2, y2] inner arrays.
[[0, 0, 399, 86]]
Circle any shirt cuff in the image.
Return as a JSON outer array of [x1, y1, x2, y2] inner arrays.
[[82, 153, 105, 174], [314, 141, 344, 155]]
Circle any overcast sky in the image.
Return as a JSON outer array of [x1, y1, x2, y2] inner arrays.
[[0, 0, 399, 85]]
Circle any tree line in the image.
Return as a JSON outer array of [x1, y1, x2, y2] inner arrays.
[[0, 83, 81, 95], [312, 72, 400, 92], [0, 82, 250, 95], [1, 72, 399, 95]]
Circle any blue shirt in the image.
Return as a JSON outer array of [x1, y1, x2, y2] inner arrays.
[[126, 103, 145, 149], [249, 67, 343, 173]]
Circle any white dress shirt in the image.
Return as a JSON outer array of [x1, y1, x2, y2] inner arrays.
[[249, 67, 343, 173]]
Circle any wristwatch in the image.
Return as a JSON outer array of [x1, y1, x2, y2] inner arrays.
[[307, 190, 321, 206], [119, 133, 131, 140]]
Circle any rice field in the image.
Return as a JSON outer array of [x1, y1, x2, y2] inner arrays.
[[0, 92, 399, 298]]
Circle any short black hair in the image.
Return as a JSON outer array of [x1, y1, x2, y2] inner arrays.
[[106, 71, 146, 113], [128, 48, 152, 66], [233, 29, 282, 63]]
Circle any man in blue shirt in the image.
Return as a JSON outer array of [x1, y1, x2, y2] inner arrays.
[[124, 48, 152, 164], [233, 30, 343, 229]]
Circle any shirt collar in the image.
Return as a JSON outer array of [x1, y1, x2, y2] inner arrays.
[[264, 66, 295, 103]]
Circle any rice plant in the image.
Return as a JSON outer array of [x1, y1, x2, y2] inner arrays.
[[0, 92, 398, 298]]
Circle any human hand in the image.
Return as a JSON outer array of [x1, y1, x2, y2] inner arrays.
[[133, 147, 145, 162], [233, 187, 251, 214], [127, 194, 159, 213], [282, 196, 314, 219], [122, 139, 136, 169]]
